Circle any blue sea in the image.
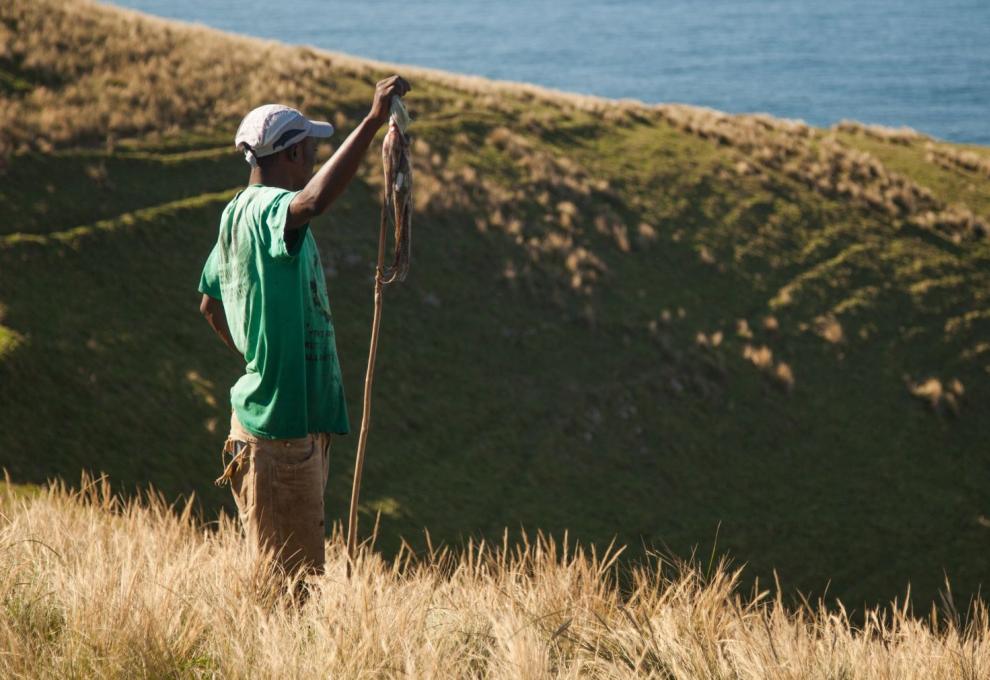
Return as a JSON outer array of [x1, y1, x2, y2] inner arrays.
[[111, 0, 989, 145]]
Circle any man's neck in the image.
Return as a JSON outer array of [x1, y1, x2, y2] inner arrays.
[[249, 167, 296, 190]]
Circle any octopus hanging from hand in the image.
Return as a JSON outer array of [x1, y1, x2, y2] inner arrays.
[[380, 97, 412, 283]]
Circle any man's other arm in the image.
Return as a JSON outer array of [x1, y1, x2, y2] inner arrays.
[[199, 294, 239, 354], [286, 75, 411, 232]]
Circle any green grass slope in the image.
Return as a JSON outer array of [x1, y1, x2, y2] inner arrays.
[[1, 0, 988, 611]]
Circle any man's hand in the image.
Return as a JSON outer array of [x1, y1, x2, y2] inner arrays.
[[367, 75, 412, 129], [286, 74, 412, 231]]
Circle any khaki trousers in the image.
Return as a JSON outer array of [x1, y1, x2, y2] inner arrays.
[[215, 411, 331, 578]]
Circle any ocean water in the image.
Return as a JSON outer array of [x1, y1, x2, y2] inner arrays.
[[111, 0, 989, 144]]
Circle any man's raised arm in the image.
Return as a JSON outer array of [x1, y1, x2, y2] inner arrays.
[[286, 75, 412, 232]]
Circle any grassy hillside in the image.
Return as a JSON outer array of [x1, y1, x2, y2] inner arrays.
[[1, 0, 988, 613]]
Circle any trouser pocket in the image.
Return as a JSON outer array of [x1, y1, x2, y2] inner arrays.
[[269, 437, 326, 575]]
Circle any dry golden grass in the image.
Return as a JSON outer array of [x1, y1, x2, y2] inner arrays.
[[655, 106, 988, 242], [740, 343, 796, 393], [3, 474, 990, 678], [832, 120, 925, 146], [925, 142, 990, 179], [904, 375, 966, 417]]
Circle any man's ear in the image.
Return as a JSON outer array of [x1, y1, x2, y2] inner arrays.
[[288, 140, 309, 164]]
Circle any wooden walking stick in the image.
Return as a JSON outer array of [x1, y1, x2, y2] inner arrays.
[[346, 97, 412, 578]]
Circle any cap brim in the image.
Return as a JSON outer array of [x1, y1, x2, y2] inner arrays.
[[307, 120, 334, 138]]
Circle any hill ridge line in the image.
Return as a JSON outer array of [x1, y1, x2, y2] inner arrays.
[[0, 188, 238, 250]]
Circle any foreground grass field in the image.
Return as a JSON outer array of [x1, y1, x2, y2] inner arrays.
[[2, 476, 989, 678], [1, 0, 988, 615]]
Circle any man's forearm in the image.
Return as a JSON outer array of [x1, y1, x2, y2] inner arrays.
[[208, 314, 239, 354], [200, 295, 239, 354], [293, 115, 381, 222]]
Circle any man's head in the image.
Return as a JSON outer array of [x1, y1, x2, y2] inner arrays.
[[235, 104, 333, 189]]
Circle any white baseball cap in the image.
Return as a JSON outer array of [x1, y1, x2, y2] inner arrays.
[[235, 104, 334, 166]]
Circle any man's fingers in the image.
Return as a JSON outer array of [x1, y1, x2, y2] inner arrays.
[[380, 75, 411, 96], [384, 84, 409, 100]]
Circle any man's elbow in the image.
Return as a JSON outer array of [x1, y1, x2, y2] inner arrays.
[[293, 177, 347, 223], [288, 192, 322, 230]]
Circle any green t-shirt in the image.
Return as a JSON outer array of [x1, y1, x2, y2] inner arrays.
[[198, 184, 350, 438]]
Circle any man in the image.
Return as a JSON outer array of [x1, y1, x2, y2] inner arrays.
[[198, 75, 412, 583]]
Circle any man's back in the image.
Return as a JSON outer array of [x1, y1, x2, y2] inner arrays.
[[199, 184, 350, 439]]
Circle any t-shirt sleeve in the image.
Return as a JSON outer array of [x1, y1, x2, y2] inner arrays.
[[198, 242, 222, 299], [263, 189, 310, 261]]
